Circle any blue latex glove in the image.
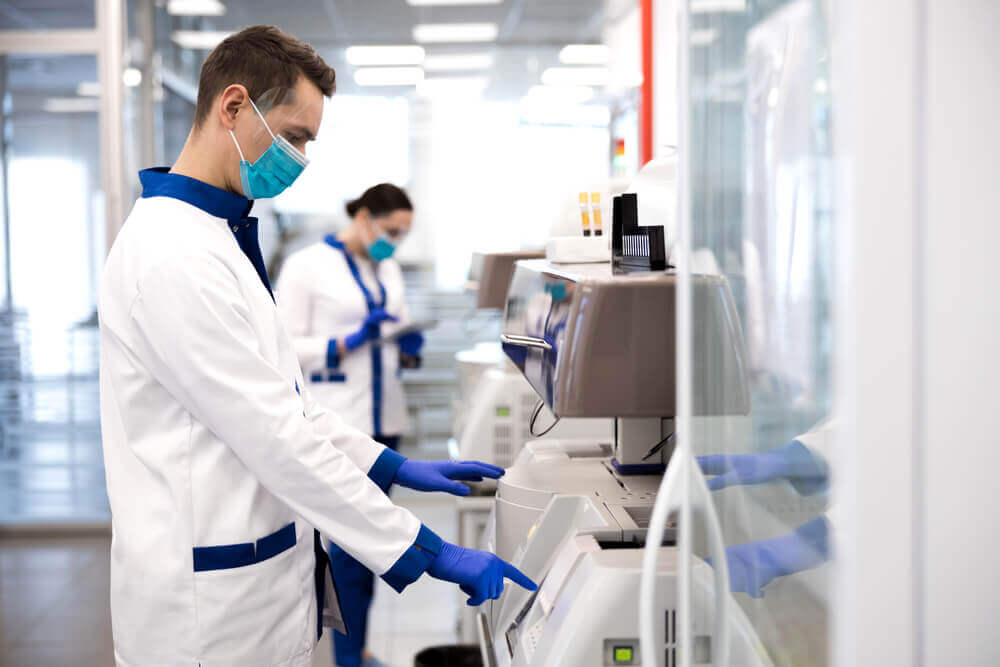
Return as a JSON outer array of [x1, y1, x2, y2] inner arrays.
[[393, 460, 505, 496], [345, 308, 397, 351], [427, 541, 537, 606], [697, 440, 828, 494], [706, 517, 830, 598], [397, 331, 424, 356]]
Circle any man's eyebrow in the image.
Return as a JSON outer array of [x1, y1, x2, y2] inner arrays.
[[286, 124, 316, 141]]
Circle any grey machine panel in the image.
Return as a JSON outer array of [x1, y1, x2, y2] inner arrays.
[[501, 260, 750, 418], [470, 250, 547, 310]]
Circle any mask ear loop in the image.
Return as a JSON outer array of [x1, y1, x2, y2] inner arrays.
[[248, 99, 277, 141], [229, 130, 247, 161]]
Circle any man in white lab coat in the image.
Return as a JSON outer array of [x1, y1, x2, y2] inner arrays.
[[99, 25, 533, 667]]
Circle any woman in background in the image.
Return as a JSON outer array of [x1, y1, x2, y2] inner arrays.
[[277, 183, 424, 667]]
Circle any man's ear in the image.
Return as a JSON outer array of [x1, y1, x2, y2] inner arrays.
[[217, 84, 249, 131]]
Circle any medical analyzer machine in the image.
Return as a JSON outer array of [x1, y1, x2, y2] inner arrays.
[[478, 258, 771, 667]]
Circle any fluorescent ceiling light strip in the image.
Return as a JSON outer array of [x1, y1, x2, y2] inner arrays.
[[689, 29, 719, 46], [413, 23, 498, 43], [345, 45, 425, 66], [407, 0, 501, 5], [76, 81, 100, 97], [167, 0, 226, 16], [558, 44, 609, 65], [422, 52, 493, 71], [353, 67, 425, 86], [690, 0, 746, 12], [44, 97, 100, 113], [540, 67, 610, 87], [171, 30, 231, 50]]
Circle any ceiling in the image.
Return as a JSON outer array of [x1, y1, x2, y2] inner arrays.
[[0, 0, 619, 104]]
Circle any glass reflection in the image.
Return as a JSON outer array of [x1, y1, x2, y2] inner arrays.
[[687, 0, 834, 664]]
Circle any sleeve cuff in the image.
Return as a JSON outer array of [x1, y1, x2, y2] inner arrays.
[[326, 338, 340, 369], [367, 448, 406, 493], [781, 440, 830, 497], [381, 524, 443, 593]]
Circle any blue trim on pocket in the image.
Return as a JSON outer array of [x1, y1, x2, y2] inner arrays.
[[367, 448, 406, 493], [193, 522, 296, 572], [380, 524, 443, 593]]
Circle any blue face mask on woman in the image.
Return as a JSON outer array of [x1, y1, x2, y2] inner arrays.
[[367, 229, 397, 262], [229, 99, 309, 200]]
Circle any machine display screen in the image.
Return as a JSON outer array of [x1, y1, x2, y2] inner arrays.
[[496, 406, 511, 417]]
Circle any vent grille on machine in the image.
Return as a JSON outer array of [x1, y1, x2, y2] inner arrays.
[[665, 609, 676, 667], [493, 423, 512, 467]]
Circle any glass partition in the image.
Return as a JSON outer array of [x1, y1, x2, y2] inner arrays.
[[684, 0, 834, 664]]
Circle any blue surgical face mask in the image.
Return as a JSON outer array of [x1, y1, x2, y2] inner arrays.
[[229, 99, 309, 200], [368, 231, 397, 262]]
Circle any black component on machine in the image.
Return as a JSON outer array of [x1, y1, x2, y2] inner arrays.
[[611, 193, 668, 274]]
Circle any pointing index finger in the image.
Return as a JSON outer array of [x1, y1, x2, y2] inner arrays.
[[503, 562, 537, 591]]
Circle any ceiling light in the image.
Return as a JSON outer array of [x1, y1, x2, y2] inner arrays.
[[519, 102, 610, 127], [353, 67, 425, 87], [525, 85, 594, 104], [413, 23, 499, 43], [407, 0, 501, 5], [558, 44, 609, 65], [123, 67, 143, 87], [76, 81, 100, 97], [690, 0, 746, 12], [345, 45, 425, 66], [417, 76, 488, 98], [690, 29, 719, 47], [167, 0, 226, 16], [540, 67, 610, 87], [171, 30, 231, 50], [43, 97, 100, 113], [423, 53, 493, 71]]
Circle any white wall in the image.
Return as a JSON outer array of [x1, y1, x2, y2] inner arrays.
[[833, 0, 1000, 664], [922, 1, 1000, 662]]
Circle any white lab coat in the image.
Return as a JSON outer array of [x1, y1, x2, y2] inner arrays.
[[275, 239, 411, 437], [99, 172, 437, 667]]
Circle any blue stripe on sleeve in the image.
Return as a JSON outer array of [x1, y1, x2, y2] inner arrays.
[[380, 524, 443, 593], [367, 447, 406, 492]]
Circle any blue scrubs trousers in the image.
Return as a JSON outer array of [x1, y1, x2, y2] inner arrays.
[[329, 434, 400, 667]]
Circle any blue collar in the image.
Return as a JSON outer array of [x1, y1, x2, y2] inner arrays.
[[139, 167, 253, 221]]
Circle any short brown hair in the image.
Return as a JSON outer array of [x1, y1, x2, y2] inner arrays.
[[193, 25, 336, 127]]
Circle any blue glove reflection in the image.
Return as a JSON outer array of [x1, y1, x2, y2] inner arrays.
[[697, 440, 828, 494], [394, 460, 505, 496], [428, 541, 537, 606], [345, 308, 397, 351], [706, 517, 830, 598], [397, 331, 424, 356]]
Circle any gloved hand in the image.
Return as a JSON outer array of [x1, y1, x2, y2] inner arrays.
[[393, 460, 505, 496], [345, 308, 397, 351], [427, 541, 537, 606], [706, 516, 830, 598], [397, 331, 424, 357], [697, 440, 828, 494]]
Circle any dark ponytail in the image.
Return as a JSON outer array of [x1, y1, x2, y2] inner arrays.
[[345, 183, 413, 218]]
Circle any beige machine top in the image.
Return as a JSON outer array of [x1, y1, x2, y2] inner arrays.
[[467, 250, 546, 309], [501, 259, 750, 418]]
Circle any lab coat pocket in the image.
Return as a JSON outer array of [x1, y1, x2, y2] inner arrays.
[[193, 541, 313, 666]]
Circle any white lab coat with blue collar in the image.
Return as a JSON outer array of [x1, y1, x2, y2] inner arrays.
[[275, 238, 411, 438], [98, 168, 441, 667]]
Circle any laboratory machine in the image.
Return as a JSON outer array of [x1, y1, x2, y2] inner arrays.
[[478, 258, 770, 667], [450, 251, 610, 470]]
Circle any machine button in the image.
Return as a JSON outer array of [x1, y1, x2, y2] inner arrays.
[[613, 646, 634, 664]]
